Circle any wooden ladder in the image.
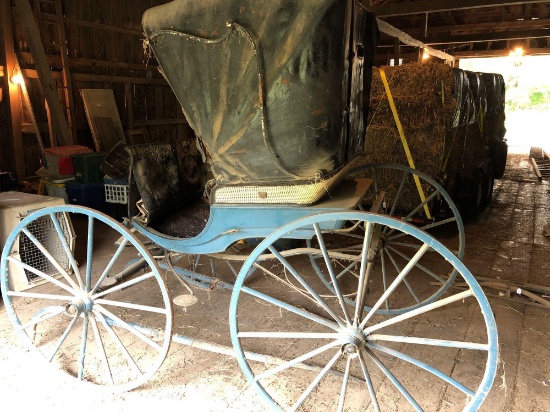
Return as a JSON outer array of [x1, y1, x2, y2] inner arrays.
[[14, 0, 74, 147]]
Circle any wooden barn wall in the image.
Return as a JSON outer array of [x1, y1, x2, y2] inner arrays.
[[2, 0, 194, 181], [0, 14, 8, 174]]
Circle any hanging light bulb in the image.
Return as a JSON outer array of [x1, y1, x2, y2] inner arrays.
[[509, 47, 524, 57], [10, 66, 23, 85]]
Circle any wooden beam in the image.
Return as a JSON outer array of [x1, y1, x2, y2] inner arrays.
[[1, 0, 25, 181], [368, 0, 550, 17], [393, 37, 400, 65], [16, 54, 46, 159], [452, 46, 550, 57], [390, 18, 550, 36], [21, 9, 143, 36], [55, 0, 76, 143], [14, 0, 73, 146], [19, 51, 160, 72], [425, 28, 550, 45], [22, 68, 168, 86], [374, 47, 550, 64], [379, 27, 550, 46], [134, 119, 186, 127], [64, 17, 142, 37], [376, 18, 455, 62], [417, 13, 428, 62]]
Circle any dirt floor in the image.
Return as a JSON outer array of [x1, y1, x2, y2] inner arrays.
[[1, 153, 549, 412]]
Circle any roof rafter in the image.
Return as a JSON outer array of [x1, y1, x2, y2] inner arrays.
[[367, 0, 550, 17], [376, 18, 455, 61], [379, 27, 550, 46]]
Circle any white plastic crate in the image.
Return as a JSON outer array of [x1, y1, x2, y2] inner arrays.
[[104, 183, 129, 204], [0, 192, 74, 292]]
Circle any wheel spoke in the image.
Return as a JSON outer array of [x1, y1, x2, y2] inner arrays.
[[290, 349, 342, 412], [78, 314, 89, 381], [85, 215, 94, 291], [240, 286, 340, 331], [7, 256, 75, 294], [49, 213, 84, 289], [94, 305, 163, 352], [354, 221, 375, 326], [238, 332, 340, 339], [387, 245, 446, 283], [95, 310, 143, 375], [368, 334, 489, 351], [94, 299, 169, 315], [380, 250, 390, 311], [8, 290, 73, 301], [364, 347, 423, 412], [385, 190, 439, 238], [409, 216, 458, 234], [313, 223, 352, 325], [338, 261, 359, 280], [386, 241, 422, 250], [364, 289, 475, 334], [254, 340, 343, 382], [360, 243, 430, 328], [385, 169, 410, 219], [90, 314, 114, 385], [21, 228, 79, 291], [18, 306, 65, 331], [367, 342, 475, 396], [47, 313, 79, 362], [358, 350, 381, 412], [385, 249, 421, 305], [267, 245, 347, 328], [337, 357, 352, 412], [92, 271, 155, 299], [90, 238, 129, 295]]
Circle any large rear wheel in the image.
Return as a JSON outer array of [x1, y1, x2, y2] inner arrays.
[[230, 211, 498, 411]]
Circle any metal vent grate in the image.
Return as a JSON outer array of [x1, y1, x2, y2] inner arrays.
[[18, 211, 73, 282]]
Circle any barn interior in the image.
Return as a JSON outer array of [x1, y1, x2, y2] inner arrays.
[[1, 1, 550, 411]]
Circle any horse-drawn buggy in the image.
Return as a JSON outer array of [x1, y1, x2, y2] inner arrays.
[[1, 0, 497, 410]]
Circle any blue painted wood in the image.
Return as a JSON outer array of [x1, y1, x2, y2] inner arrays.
[[132, 204, 346, 254], [131, 179, 371, 254]]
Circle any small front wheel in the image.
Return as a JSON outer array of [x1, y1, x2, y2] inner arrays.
[[1, 206, 173, 391]]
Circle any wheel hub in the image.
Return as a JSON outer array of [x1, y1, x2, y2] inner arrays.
[[342, 329, 365, 358], [64, 295, 94, 316]]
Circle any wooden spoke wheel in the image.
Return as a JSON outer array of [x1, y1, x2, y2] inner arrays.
[[1, 206, 173, 391], [230, 211, 497, 412], [310, 163, 465, 315]]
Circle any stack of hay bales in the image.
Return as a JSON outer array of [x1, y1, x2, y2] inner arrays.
[[353, 62, 457, 215], [362, 62, 457, 179], [353, 62, 506, 216]]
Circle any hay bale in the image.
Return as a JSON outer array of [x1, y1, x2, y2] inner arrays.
[[352, 63, 457, 211], [360, 63, 456, 180]]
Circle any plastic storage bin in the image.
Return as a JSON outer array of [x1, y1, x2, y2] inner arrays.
[[104, 177, 129, 204], [65, 181, 107, 212], [72, 152, 106, 183], [41, 177, 74, 203], [45, 145, 93, 179]]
